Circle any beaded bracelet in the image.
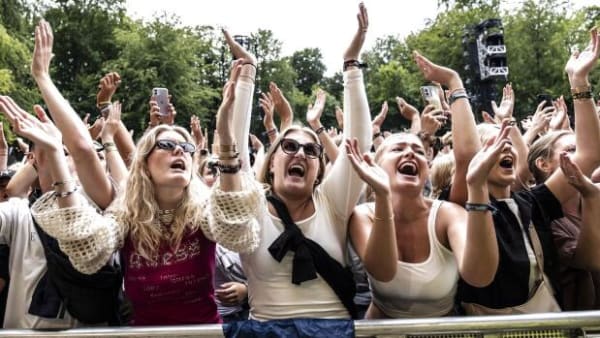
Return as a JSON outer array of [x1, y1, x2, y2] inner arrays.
[[217, 161, 242, 174], [314, 126, 325, 135], [572, 91, 593, 100], [54, 186, 78, 198], [465, 202, 497, 213]]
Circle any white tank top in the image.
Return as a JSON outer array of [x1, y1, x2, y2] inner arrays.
[[369, 200, 459, 317]]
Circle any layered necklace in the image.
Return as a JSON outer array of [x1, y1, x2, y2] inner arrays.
[[157, 208, 176, 226]]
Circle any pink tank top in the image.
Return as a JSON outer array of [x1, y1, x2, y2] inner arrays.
[[123, 229, 220, 325]]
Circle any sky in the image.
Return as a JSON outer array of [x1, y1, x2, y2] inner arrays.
[[125, 0, 597, 76]]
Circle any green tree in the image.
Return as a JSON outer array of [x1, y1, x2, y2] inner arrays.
[[289, 48, 326, 95]]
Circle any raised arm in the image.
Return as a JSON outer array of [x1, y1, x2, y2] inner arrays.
[[546, 27, 600, 203], [319, 2, 372, 219], [397, 97, 421, 134], [414, 51, 480, 206], [491, 83, 531, 192], [222, 29, 256, 173], [101, 102, 128, 191], [346, 138, 397, 282], [559, 154, 600, 270], [269, 82, 294, 132], [259, 92, 278, 144], [447, 123, 512, 287], [306, 89, 339, 163], [31, 20, 113, 209]]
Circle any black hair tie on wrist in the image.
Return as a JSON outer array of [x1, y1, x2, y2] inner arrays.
[[343, 59, 368, 72]]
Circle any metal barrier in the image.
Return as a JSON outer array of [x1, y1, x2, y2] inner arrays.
[[1, 311, 599, 337]]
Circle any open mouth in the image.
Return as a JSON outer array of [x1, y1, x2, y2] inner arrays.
[[397, 161, 418, 176], [287, 164, 306, 178], [170, 160, 186, 170], [499, 156, 514, 169]]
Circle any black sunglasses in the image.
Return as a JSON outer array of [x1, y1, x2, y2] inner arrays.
[[154, 139, 196, 154], [279, 138, 323, 159]]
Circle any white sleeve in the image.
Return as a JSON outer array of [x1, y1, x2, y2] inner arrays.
[[319, 69, 372, 222], [232, 75, 255, 173]]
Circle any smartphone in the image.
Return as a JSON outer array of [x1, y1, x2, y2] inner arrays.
[[152, 87, 169, 116], [537, 94, 553, 109], [420, 85, 442, 111]]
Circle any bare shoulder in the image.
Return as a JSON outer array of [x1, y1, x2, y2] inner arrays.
[[350, 203, 374, 225]]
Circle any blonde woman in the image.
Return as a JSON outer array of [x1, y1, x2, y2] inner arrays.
[[30, 20, 262, 326]]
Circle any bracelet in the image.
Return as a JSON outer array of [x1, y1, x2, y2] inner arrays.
[[52, 179, 76, 187], [465, 202, 497, 213], [96, 101, 111, 107], [374, 215, 394, 222], [218, 144, 237, 153], [572, 91, 593, 100], [343, 59, 368, 72], [266, 128, 278, 136], [54, 186, 78, 198], [218, 152, 239, 160], [104, 144, 118, 152], [449, 92, 469, 105], [217, 161, 242, 174], [99, 104, 112, 115], [448, 87, 466, 96], [314, 126, 325, 135], [102, 141, 116, 148], [571, 85, 591, 95]]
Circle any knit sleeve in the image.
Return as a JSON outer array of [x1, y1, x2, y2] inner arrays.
[[30, 191, 125, 274], [202, 171, 264, 254]]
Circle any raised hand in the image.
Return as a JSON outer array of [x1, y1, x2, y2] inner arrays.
[[549, 96, 569, 131], [345, 138, 390, 196], [31, 19, 53, 79], [421, 105, 446, 135], [372, 101, 388, 129], [396, 97, 419, 121], [560, 152, 600, 198], [96, 72, 121, 106], [101, 101, 122, 141], [481, 111, 499, 124], [343, 2, 369, 62], [491, 83, 515, 120], [565, 27, 600, 81], [466, 121, 512, 187], [249, 133, 263, 151], [88, 116, 105, 140], [530, 101, 554, 132], [259, 92, 275, 130], [335, 106, 344, 129], [222, 29, 257, 65], [306, 89, 327, 128], [268, 82, 293, 124], [190, 115, 206, 150], [0, 96, 61, 151], [413, 51, 462, 89]]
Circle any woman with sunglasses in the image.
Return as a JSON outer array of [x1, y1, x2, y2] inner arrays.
[[225, 3, 371, 320], [29, 35, 262, 325]]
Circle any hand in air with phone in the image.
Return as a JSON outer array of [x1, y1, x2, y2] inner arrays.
[[149, 87, 176, 127]]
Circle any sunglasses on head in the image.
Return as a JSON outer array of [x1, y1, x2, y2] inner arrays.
[[279, 138, 323, 159], [154, 139, 196, 154]]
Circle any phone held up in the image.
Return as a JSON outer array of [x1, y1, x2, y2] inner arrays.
[[420, 85, 443, 111], [153, 87, 169, 116]]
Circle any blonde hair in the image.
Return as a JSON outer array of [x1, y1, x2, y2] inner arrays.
[[430, 152, 455, 199], [113, 125, 209, 261], [257, 125, 326, 191], [527, 130, 572, 184]]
